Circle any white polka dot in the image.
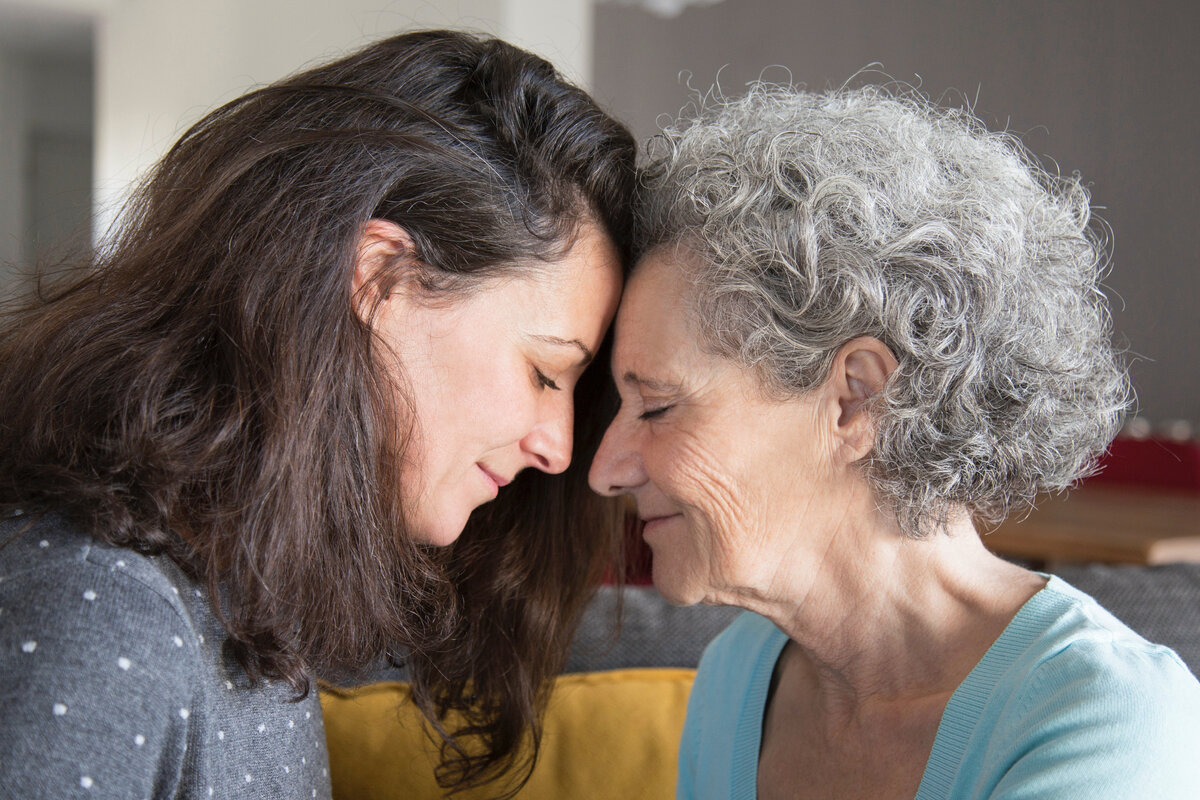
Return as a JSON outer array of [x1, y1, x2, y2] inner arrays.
[[197, 634, 204, 644], [80, 776, 93, 789], [21, 641, 36, 653], [38, 540, 48, 548], [313, 791, 317, 798], [244, 774, 252, 783], [135, 734, 145, 746], [117, 657, 132, 671], [284, 766, 290, 774], [305, 711, 311, 719], [171, 586, 179, 595], [322, 768, 327, 777], [179, 708, 190, 720], [208, 788, 213, 797], [53, 703, 67, 716], [224, 681, 233, 690], [83, 590, 97, 601], [173, 636, 183, 648], [301, 757, 306, 765], [116, 559, 126, 568], [194, 589, 202, 598], [287, 719, 294, 729], [217, 730, 224, 741]]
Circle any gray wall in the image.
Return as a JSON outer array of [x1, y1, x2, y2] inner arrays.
[[594, 0, 1199, 424], [0, 6, 92, 294]]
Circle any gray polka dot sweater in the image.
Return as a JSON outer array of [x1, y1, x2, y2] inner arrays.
[[0, 513, 332, 799]]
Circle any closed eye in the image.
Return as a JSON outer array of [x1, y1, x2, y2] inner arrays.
[[638, 405, 671, 421], [535, 368, 561, 391]]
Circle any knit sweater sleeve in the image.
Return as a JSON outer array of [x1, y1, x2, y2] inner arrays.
[[1, 551, 198, 799]]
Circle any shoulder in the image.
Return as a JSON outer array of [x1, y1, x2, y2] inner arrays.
[[688, 610, 786, 718], [679, 611, 785, 799], [1017, 576, 1198, 700], [3, 511, 196, 619], [1023, 581, 1199, 735], [1, 510, 203, 677], [0, 513, 210, 798], [695, 610, 785, 681], [980, 577, 1200, 797], [686, 614, 787, 738]]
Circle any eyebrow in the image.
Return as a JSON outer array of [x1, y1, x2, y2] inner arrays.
[[531, 335, 595, 366], [621, 371, 681, 393]]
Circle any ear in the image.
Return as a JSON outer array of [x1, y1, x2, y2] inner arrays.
[[351, 219, 418, 325], [825, 337, 898, 463]]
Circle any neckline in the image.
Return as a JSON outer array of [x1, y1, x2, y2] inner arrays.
[[741, 575, 1064, 800], [914, 574, 1067, 798]]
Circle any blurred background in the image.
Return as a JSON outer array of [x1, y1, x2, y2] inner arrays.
[[0, 0, 1196, 427]]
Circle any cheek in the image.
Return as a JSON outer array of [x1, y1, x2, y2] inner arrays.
[[480, 361, 540, 441], [650, 435, 755, 552], [428, 354, 537, 451]]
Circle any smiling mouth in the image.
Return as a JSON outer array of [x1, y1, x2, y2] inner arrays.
[[477, 464, 511, 493], [640, 514, 682, 534]]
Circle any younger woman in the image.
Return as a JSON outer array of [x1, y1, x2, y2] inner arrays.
[[0, 29, 634, 799]]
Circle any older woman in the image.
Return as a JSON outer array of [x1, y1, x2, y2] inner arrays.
[[590, 86, 1200, 799]]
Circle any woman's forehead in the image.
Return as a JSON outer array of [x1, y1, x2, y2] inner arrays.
[[612, 255, 705, 376]]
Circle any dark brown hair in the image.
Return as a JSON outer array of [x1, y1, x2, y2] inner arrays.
[[0, 29, 633, 795]]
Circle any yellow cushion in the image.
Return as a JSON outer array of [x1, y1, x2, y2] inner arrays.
[[320, 668, 695, 800]]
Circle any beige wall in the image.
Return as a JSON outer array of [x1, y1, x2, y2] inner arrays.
[[0, 51, 28, 278], [94, 0, 594, 235], [0, 0, 596, 287], [0, 3, 93, 285], [594, 0, 1200, 423]]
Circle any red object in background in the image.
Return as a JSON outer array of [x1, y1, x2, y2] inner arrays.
[[623, 514, 654, 585], [1089, 436, 1200, 492], [602, 511, 654, 585]]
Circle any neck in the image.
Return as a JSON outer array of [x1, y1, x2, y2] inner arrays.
[[729, 496, 1045, 720]]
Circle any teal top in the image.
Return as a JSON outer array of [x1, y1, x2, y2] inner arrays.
[[677, 576, 1200, 799]]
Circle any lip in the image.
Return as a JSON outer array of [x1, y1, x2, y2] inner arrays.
[[477, 464, 511, 495], [640, 514, 682, 535]]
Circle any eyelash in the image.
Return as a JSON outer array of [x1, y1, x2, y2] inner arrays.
[[535, 368, 561, 391], [638, 405, 671, 421]]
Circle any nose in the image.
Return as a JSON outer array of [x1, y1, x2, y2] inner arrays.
[[588, 418, 647, 497], [520, 395, 573, 475]]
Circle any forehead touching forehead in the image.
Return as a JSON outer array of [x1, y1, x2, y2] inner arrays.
[[631, 243, 704, 315], [612, 246, 703, 373]]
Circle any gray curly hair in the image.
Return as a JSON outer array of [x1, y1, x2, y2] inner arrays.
[[637, 84, 1130, 536]]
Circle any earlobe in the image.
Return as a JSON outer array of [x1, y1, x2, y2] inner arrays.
[[351, 219, 418, 325], [831, 337, 898, 462]]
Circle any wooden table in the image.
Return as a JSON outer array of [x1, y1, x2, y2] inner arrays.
[[981, 485, 1200, 567]]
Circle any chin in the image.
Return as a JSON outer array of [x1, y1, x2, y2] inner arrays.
[[649, 559, 704, 607], [409, 508, 471, 547]]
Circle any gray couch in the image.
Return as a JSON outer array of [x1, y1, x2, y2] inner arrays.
[[566, 563, 1200, 677]]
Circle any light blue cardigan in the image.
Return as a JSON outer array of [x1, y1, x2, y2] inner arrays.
[[677, 576, 1200, 799]]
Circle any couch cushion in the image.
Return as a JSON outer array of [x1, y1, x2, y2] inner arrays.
[[321, 668, 694, 800]]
